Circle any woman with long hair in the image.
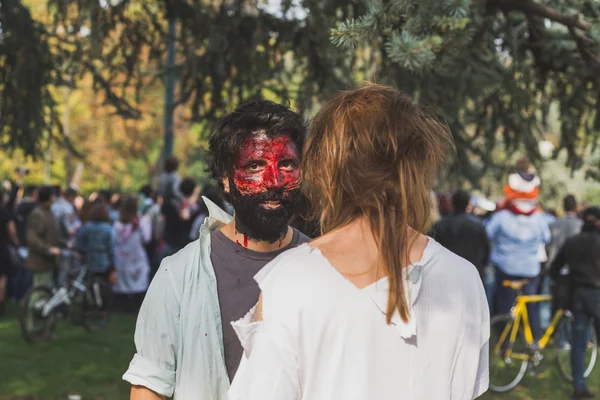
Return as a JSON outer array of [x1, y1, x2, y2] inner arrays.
[[76, 201, 114, 278], [228, 84, 490, 399]]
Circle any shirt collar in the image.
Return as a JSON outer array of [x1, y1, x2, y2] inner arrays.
[[364, 237, 439, 340], [202, 196, 232, 230]]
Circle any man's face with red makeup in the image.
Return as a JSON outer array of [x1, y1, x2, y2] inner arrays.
[[225, 131, 302, 242], [232, 131, 300, 209]]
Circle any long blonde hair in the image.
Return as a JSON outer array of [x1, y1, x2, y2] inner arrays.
[[303, 83, 454, 323]]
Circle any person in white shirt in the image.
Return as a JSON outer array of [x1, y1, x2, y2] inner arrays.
[[228, 83, 490, 400]]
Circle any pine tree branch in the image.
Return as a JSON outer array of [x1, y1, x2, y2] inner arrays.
[[491, 0, 591, 31], [568, 26, 600, 68]]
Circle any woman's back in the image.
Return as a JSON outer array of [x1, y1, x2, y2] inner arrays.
[[113, 219, 150, 294], [230, 240, 488, 400], [78, 221, 113, 273]]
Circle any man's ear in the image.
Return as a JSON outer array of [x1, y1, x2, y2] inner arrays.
[[222, 176, 230, 194]]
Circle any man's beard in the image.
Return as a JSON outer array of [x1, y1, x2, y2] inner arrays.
[[229, 182, 300, 243]]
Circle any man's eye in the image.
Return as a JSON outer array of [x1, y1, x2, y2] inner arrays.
[[280, 162, 297, 171], [246, 164, 261, 172]]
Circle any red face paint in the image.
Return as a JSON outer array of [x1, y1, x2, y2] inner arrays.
[[232, 132, 300, 198]]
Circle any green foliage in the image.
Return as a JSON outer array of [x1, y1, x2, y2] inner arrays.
[[331, 0, 600, 185], [4, 0, 600, 188]]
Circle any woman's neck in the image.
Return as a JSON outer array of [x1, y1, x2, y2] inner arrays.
[[310, 217, 429, 289]]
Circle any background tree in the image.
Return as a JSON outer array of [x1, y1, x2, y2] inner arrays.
[[331, 0, 600, 186], [2, 0, 600, 196]]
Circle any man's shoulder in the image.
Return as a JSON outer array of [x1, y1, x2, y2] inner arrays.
[[293, 228, 312, 245], [154, 239, 209, 296]]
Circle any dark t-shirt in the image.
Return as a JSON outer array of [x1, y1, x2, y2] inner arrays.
[[0, 208, 15, 275], [210, 228, 310, 381], [161, 199, 199, 250]]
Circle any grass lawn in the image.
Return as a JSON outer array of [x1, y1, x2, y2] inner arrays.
[[0, 301, 598, 400]]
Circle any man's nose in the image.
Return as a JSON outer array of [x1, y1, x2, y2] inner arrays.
[[263, 164, 283, 188]]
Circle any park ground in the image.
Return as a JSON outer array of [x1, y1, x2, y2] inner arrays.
[[0, 303, 597, 400]]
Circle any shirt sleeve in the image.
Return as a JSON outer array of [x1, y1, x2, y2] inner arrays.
[[27, 211, 51, 256], [229, 318, 300, 400], [485, 212, 500, 242], [122, 258, 181, 397], [541, 215, 552, 244]]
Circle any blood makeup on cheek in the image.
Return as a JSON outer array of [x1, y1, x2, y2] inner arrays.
[[232, 132, 300, 196]]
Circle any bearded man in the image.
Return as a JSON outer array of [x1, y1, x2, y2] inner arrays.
[[124, 100, 310, 400]]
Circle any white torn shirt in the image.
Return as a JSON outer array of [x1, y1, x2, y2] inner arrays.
[[229, 239, 489, 400]]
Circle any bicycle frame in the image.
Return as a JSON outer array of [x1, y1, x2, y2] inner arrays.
[[40, 265, 90, 318], [494, 294, 565, 360]]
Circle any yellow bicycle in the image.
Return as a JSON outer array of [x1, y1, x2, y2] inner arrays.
[[489, 279, 598, 392]]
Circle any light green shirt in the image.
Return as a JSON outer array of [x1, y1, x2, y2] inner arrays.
[[123, 197, 232, 399]]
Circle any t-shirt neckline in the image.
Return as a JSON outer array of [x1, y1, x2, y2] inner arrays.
[[211, 228, 303, 261]]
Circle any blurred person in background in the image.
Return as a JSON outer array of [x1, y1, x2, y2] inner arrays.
[[486, 158, 551, 339], [76, 202, 114, 279], [159, 177, 199, 259], [157, 155, 182, 201], [189, 183, 226, 241], [0, 188, 20, 316], [433, 190, 490, 278], [10, 184, 37, 303], [25, 186, 61, 287], [51, 186, 80, 247], [139, 184, 161, 279], [99, 189, 119, 222], [548, 195, 583, 265], [550, 206, 600, 399], [113, 196, 151, 313], [51, 186, 80, 285]]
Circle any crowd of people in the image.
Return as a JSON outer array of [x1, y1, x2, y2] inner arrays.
[[431, 159, 600, 399], [0, 161, 228, 315]]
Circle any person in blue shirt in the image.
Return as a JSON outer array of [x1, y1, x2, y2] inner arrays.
[[76, 202, 114, 278], [487, 160, 551, 338]]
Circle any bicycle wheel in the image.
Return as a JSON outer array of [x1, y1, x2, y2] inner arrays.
[[82, 276, 113, 332], [489, 314, 530, 392], [19, 285, 55, 343], [556, 315, 598, 382]]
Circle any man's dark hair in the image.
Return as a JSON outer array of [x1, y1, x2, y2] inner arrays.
[[38, 186, 55, 203], [205, 100, 307, 201], [24, 185, 38, 198], [139, 184, 154, 198], [563, 194, 577, 213], [582, 206, 600, 232], [53, 185, 62, 197], [165, 156, 180, 173], [452, 190, 471, 213], [98, 189, 112, 204], [64, 187, 77, 199], [179, 178, 196, 198]]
